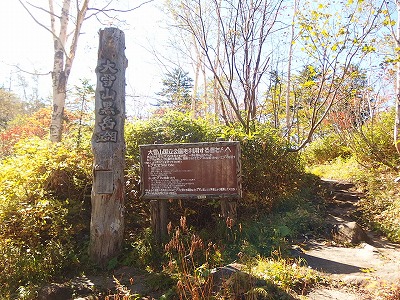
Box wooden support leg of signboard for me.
[150,199,168,243]
[150,200,160,243]
[159,199,168,239]
[221,199,237,226]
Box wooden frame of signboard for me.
[140,141,242,242]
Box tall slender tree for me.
[285,0,299,139]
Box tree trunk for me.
[49,0,70,142]
[285,0,298,140]
[50,81,67,142]
[47,0,89,142]
[90,28,127,265]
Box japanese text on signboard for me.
[140,142,241,199]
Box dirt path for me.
[299,179,400,300]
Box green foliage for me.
[156,68,194,112]
[202,175,326,260]
[307,156,361,180]
[0,110,326,298]
[305,109,400,243]
[124,113,305,233]
[356,169,400,243]
[224,201,324,259]
[0,88,26,130]
[125,111,217,177]
[302,133,351,165]
[251,255,325,296]
[0,137,92,296]
[124,111,219,231]
[349,110,399,169]
[161,213,325,299]
[219,124,303,207]
[304,109,400,173]
[122,228,165,270]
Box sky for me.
[0,0,170,118]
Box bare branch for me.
[6,63,52,76]
[87,0,154,14]
[18,0,55,38]
[26,0,60,18]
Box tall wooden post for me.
[90,28,128,265]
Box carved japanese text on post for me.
[95,59,119,143]
[140,142,242,199]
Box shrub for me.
[218,124,304,213]
[303,110,400,243]
[0,137,92,296]
[356,169,400,243]
[307,156,362,180]
[350,109,399,170]
[0,107,94,157]
[124,112,219,233]
[124,113,305,229]
[0,108,50,156]
[302,133,351,165]
[251,255,325,296]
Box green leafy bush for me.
[122,112,313,277]
[350,110,399,169]
[124,113,305,229]
[124,112,219,233]
[356,169,400,243]
[0,137,92,297]
[251,255,325,296]
[218,124,304,213]
[222,202,324,259]
[302,133,351,165]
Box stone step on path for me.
[318,178,371,245]
[319,179,369,244]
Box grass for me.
[250,255,326,297]
[306,156,362,181]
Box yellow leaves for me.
[360,267,376,273]
[383,19,396,27]
[361,44,376,53]
[307,65,316,75]
[338,27,347,36]
[301,81,316,88]
[348,0,364,4]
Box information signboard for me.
[140,141,241,199]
